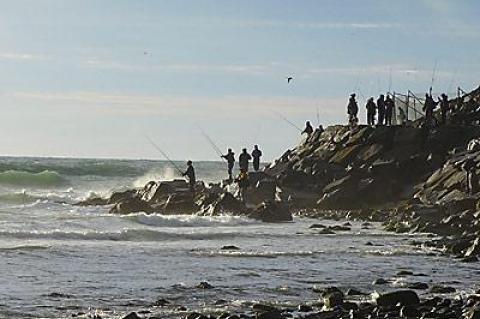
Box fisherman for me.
[251,145,262,172]
[239,148,252,173]
[302,121,314,137]
[182,160,196,192]
[423,93,438,128]
[235,171,250,202]
[439,93,449,125]
[398,107,407,126]
[366,97,376,126]
[385,95,395,126]
[462,157,478,195]
[377,94,385,125]
[221,148,235,181]
[347,93,359,126]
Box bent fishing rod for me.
[272,111,302,132]
[197,126,226,162]
[145,135,184,175]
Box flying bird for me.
[287,77,293,83]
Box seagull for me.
[287,77,293,83]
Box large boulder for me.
[249,201,292,222]
[374,290,420,308]
[109,197,153,215]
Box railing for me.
[391,91,425,123]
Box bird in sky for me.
[287,77,293,83]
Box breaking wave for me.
[0,228,245,242]
[126,213,257,228]
[0,170,68,188]
[192,250,318,258]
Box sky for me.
[1,0,480,161]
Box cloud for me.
[0,52,47,61]
[6,91,345,118]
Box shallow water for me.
[0,157,478,318]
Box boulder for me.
[249,201,292,222]
[109,197,153,214]
[374,290,420,307]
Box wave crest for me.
[0,170,68,188]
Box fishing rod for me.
[430,60,438,95]
[316,107,320,127]
[272,111,302,132]
[145,136,184,175]
[197,127,226,162]
[388,67,393,93]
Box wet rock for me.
[407,282,429,290]
[252,304,278,313]
[323,291,343,309]
[215,299,228,305]
[249,201,292,223]
[465,307,480,319]
[461,255,479,263]
[328,225,351,231]
[317,228,335,235]
[108,189,138,204]
[429,285,456,294]
[109,197,153,214]
[256,310,283,319]
[221,245,240,250]
[346,288,367,296]
[297,304,313,312]
[153,298,170,306]
[309,224,327,229]
[400,305,421,318]
[397,270,414,276]
[210,193,246,215]
[197,281,214,289]
[374,290,420,307]
[372,278,389,285]
[122,312,141,319]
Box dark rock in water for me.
[249,201,292,222]
[252,304,278,313]
[328,225,351,231]
[297,304,313,312]
[153,298,170,306]
[221,245,240,250]
[407,282,429,290]
[365,241,374,246]
[346,288,367,296]
[461,255,479,263]
[109,197,153,215]
[317,228,335,235]
[176,306,188,311]
[323,291,343,309]
[215,299,228,306]
[396,270,414,276]
[374,290,420,307]
[372,278,389,285]
[122,312,141,319]
[163,193,198,215]
[400,305,421,318]
[74,196,108,206]
[429,285,456,294]
[210,193,247,215]
[309,224,327,229]
[197,281,214,289]
[108,189,138,205]
[256,310,283,319]
[303,311,337,319]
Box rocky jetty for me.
[76,172,292,223]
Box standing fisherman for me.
[239,148,252,173]
[347,93,359,126]
[221,148,235,181]
[377,94,385,125]
[182,160,196,193]
[251,145,262,172]
[385,95,395,126]
[423,93,438,128]
[302,121,314,137]
[366,97,376,126]
[439,93,449,125]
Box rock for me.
[197,281,214,289]
[221,245,240,250]
[297,305,313,312]
[317,228,335,235]
[215,299,228,305]
[211,193,246,215]
[372,278,389,285]
[256,310,283,319]
[122,313,141,319]
[328,225,351,231]
[374,290,420,307]
[466,307,480,319]
[429,285,456,294]
[108,189,138,204]
[252,304,278,313]
[153,298,170,306]
[109,197,153,214]
[249,201,292,222]
[465,237,480,257]
[346,288,367,296]
[309,224,327,229]
[400,305,421,318]
[462,256,479,263]
[407,282,429,290]
[323,291,343,309]
[397,270,414,276]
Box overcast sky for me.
[0,0,479,161]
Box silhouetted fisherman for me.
[439,93,449,125]
[239,148,252,173]
[302,121,314,137]
[377,94,385,125]
[366,97,376,126]
[221,148,235,181]
[385,95,395,126]
[423,93,438,128]
[182,160,196,192]
[251,145,262,172]
[347,93,359,126]
[462,157,478,195]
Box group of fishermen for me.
[347,93,396,127]
[182,145,263,196]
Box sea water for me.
[0,157,478,318]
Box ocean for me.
[0,156,478,318]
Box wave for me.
[0,244,50,252]
[0,228,245,242]
[126,213,257,228]
[192,250,318,258]
[0,170,68,188]
[0,191,42,204]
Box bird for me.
[287,77,293,83]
